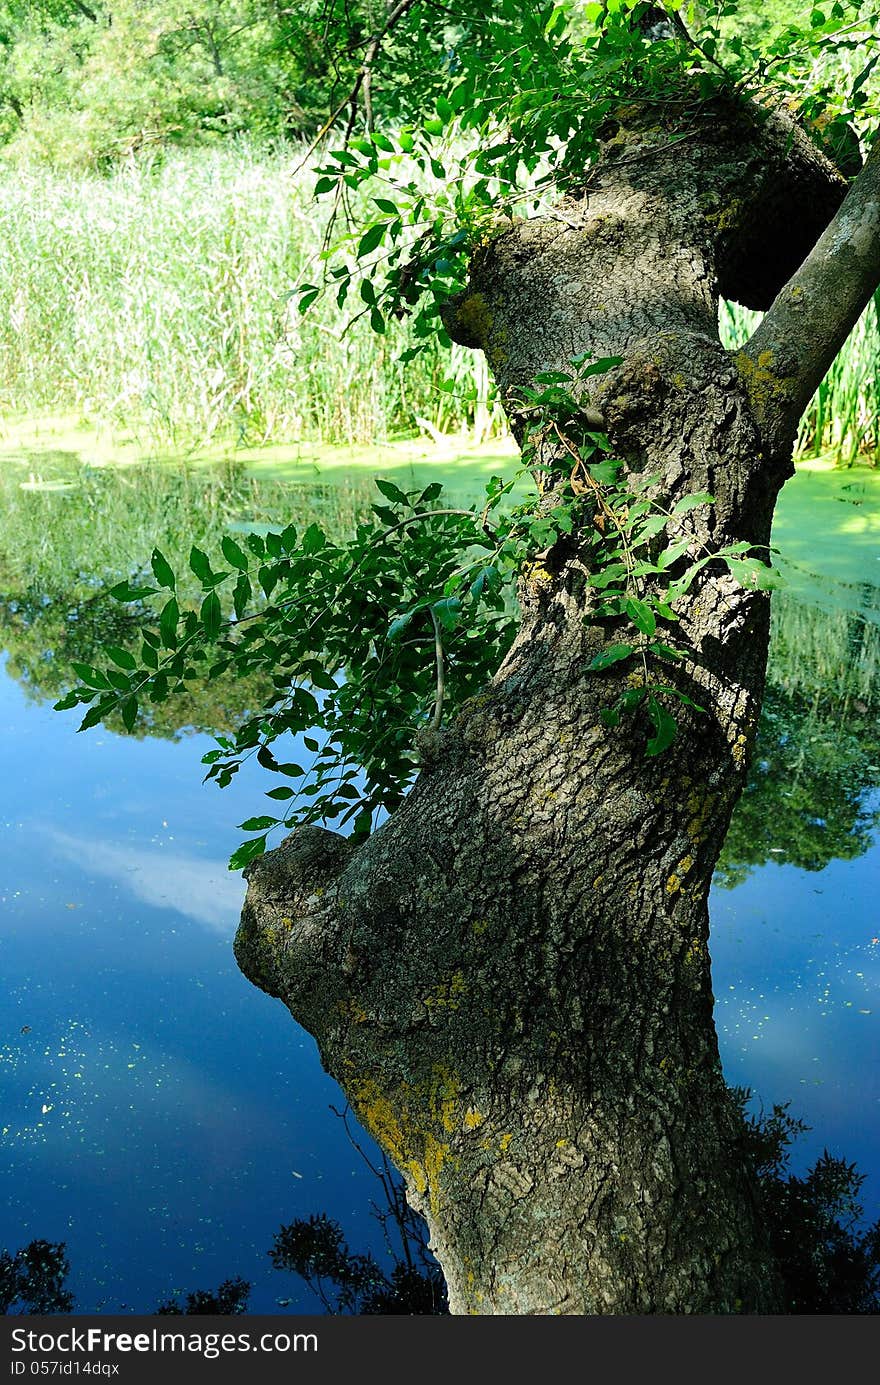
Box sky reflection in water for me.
[0,455,877,1312]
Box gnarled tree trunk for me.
[234,98,880,1314]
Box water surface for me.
[1,450,877,1312]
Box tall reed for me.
[0,139,875,463]
[720,296,880,466]
[0,140,505,451]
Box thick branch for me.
[738,141,880,451]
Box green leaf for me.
[109,581,157,602]
[302,524,326,555]
[233,574,251,620]
[228,835,268,872]
[120,695,138,732]
[237,816,278,832]
[645,696,677,757]
[672,493,715,515]
[624,597,656,637]
[656,540,691,570]
[201,590,221,639]
[388,611,414,641]
[151,549,175,590]
[221,536,249,572]
[432,596,461,630]
[259,566,279,599]
[358,224,386,257]
[374,478,410,507]
[533,369,572,384]
[190,547,213,585]
[78,700,112,732]
[578,356,623,378]
[647,642,682,662]
[160,597,180,649]
[308,667,338,692]
[588,643,635,671]
[599,706,620,727]
[588,459,622,485]
[266,786,296,800]
[71,662,111,690]
[419,481,444,504]
[106,645,137,671]
[726,557,780,589]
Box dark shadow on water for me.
[4,1094,878,1314]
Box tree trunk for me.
[234,98,878,1313]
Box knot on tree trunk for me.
[234,826,355,1002]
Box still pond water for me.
[1,446,878,1313]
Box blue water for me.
[0,459,877,1313]
[0,668,391,1311]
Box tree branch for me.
[69,0,99,21]
[737,141,880,452]
[347,0,418,136]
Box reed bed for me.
[720,295,880,466]
[0,139,875,462]
[0,140,504,450]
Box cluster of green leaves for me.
[512,356,777,756]
[0,0,352,166]
[55,352,777,863]
[54,477,522,867]
[298,1,879,355]
[717,0,880,175]
[299,2,718,349]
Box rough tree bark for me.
[234,96,880,1314]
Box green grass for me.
[0,140,876,466]
[0,142,505,452]
[721,296,880,466]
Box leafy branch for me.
[56,354,777,866]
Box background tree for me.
[0,0,343,164]
[60,0,880,1313]
[0,1240,74,1314]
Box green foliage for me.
[0,0,346,166]
[38,2,880,865]
[512,358,774,750]
[300,1,879,353]
[56,357,778,866]
[0,144,505,449]
[55,475,519,861]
